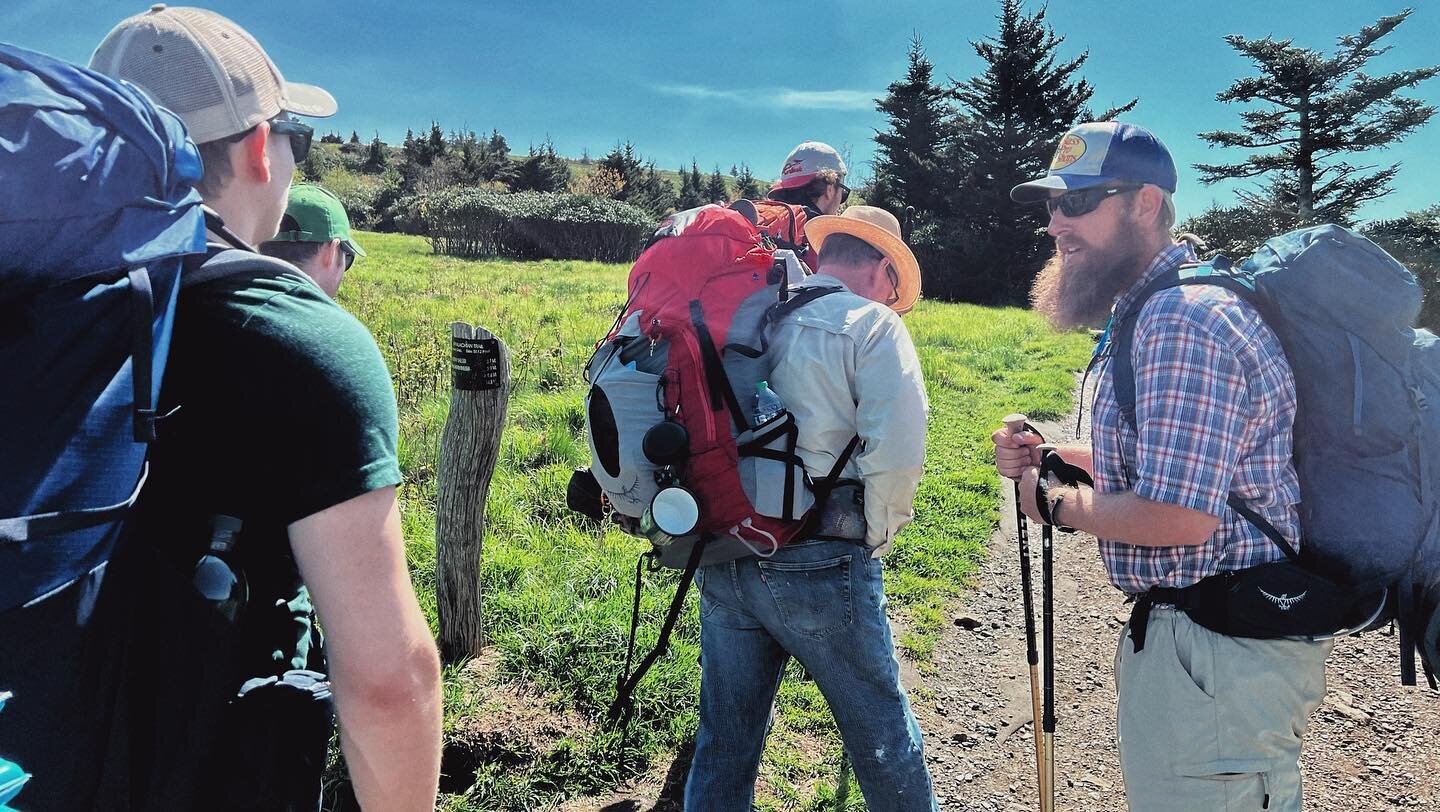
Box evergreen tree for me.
[729,164,739,177]
[597,143,675,216]
[364,133,388,171]
[403,127,432,167]
[349,130,361,145]
[940,0,1135,303]
[1196,10,1439,226]
[706,166,730,202]
[735,163,761,200]
[870,34,951,217]
[676,160,707,209]
[427,122,447,160]
[511,138,572,193]
[319,131,343,144]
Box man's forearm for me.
[334,651,443,811]
[1051,485,1219,548]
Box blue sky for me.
[10,1,1440,222]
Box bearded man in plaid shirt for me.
[992,122,1332,811]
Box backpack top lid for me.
[0,42,206,284]
[1240,224,1422,359]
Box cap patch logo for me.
[1051,134,1086,170]
[781,157,805,176]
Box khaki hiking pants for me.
[1115,606,1332,811]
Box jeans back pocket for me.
[758,554,853,639]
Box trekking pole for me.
[1002,414,1047,812]
[1038,443,1058,812]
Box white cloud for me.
[654,83,877,111]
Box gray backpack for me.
[1112,225,1440,685]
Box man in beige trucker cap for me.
[91,3,334,244]
[89,7,442,810]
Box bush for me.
[401,189,654,263]
[319,166,396,230]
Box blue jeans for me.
[684,539,938,811]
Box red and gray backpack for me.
[568,202,861,729]
[748,197,812,266]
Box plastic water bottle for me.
[754,380,785,425]
[0,691,31,808]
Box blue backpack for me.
[0,43,206,806]
[1112,225,1440,685]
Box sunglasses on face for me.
[1045,183,1142,218]
[838,183,851,205]
[269,114,314,163]
[341,246,356,272]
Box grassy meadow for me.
[333,231,1092,810]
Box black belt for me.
[1127,585,1195,653]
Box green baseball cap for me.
[270,184,366,257]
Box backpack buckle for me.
[1410,385,1429,410]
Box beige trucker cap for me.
[90,4,337,144]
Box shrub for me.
[402,189,653,263]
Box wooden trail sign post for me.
[436,322,510,663]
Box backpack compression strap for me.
[1108,262,1299,562]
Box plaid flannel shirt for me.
[1091,242,1302,595]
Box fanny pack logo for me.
[1259,588,1308,611]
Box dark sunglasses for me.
[838,183,851,205]
[341,246,357,272]
[1045,183,1141,218]
[269,114,314,163]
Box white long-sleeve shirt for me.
[767,274,929,555]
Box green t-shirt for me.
[139,253,400,677]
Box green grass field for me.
[334,231,1092,809]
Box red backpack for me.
[573,203,859,728]
[747,197,812,267]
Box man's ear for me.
[323,238,343,268]
[236,121,273,184]
[1131,184,1165,225]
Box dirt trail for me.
[914,412,1440,811]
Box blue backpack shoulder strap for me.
[1108,259,1300,561]
[1110,258,1256,427]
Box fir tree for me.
[511,138,572,193]
[349,130,361,145]
[427,122,447,160]
[735,163,761,200]
[706,166,730,202]
[597,143,675,216]
[941,0,1134,303]
[364,133,388,171]
[676,161,707,209]
[870,34,951,216]
[1197,10,1439,226]
[319,131,343,144]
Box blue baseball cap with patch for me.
[1010,122,1176,203]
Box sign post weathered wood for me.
[436,322,510,663]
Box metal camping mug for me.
[640,486,700,545]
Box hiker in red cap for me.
[767,140,851,219]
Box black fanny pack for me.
[1130,558,1386,651]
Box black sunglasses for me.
[341,246,357,272]
[269,114,314,163]
[838,183,851,205]
[1045,183,1142,218]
